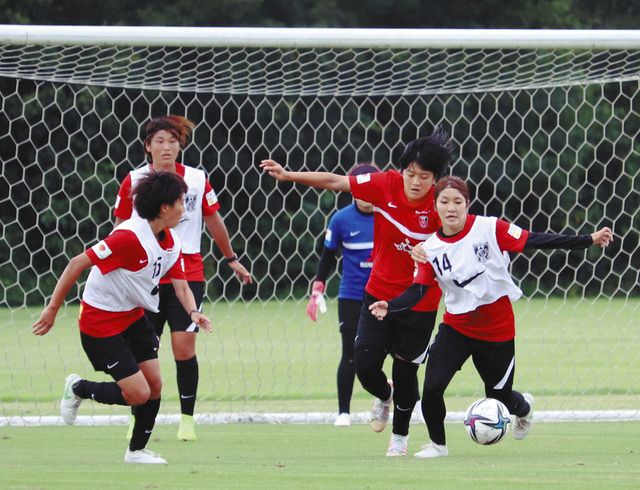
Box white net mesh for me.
[1,28,638,424]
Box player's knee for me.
[354,345,384,375]
[123,384,151,406]
[147,377,163,399]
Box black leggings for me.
[422,323,529,445]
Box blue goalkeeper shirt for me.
[324,203,374,301]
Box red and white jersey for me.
[114,163,220,282]
[80,216,185,337]
[349,170,442,311]
[413,215,529,341]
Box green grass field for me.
[1,297,638,417]
[1,422,639,488]
[1,298,639,488]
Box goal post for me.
[1,26,638,425]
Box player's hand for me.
[260,159,290,181]
[410,243,428,264]
[368,301,389,321]
[592,227,613,248]
[192,312,212,333]
[229,260,253,285]
[306,281,327,321]
[32,305,57,336]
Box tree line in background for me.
[1,72,638,306]
[1,0,638,29]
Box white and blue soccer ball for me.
[464,397,511,445]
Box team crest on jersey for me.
[418,215,429,229]
[473,242,490,263]
[184,193,197,212]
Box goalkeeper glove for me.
[306,280,327,321]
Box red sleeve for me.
[165,253,187,280]
[413,261,437,286]
[114,174,134,219]
[495,219,530,252]
[85,230,148,274]
[348,171,389,206]
[202,179,221,216]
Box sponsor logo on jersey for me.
[507,223,523,239]
[415,210,430,215]
[356,173,371,184]
[419,215,429,228]
[205,189,218,207]
[473,242,490,262]
[359,261,373,268]
[394,238,413,254]
[349,230,361,237]
[387,202,398,208]
[184,193,197,212]
[92,240,112,259]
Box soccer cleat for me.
[513,392,534,440]
[369,379,393,433]
[125,416,134,440]
[124,448,167,464]
[177,414,197,441]
[334,413,351,427]
[414,442,449,459]
[60,373,82,425]
[386,433,408,457]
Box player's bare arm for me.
[203,213,253,285]
[171,277,212,333]
[260,159,351,192]
[591,227,613,248]
[32,253,93,336]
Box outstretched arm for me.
[260,159,351,193]
[32,253,93,336]
[525,227,613,250]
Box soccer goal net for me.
[1,26,638,425]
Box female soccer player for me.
[261,126,455,456]
[32,171,212,464]
[114,115,252,441]
[369,175,613,458]
[306,162,379,427]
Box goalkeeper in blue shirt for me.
[306,163,379,427]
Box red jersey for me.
[80,228,186,337]
[413,215,529,341]
[113,163,220,282]
[349,170,442,311]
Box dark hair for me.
[398,124,455,178]
[143,115,195,157]
[133,171,188,220]
[434,175,471,203]
[348,162,380,177]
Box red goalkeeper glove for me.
[306,280,327,321]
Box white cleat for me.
[386,433,408,457]
[60,373,82,425]
[513,392,534,440]
[414,442,449,459]
[369,379,393,433]
[124,448,167,465]
[334,413,351,427]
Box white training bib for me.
[421,216,522,314]
[83,216,182,313]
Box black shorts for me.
[80,317,160,382]
[145,281,205,336]
[355,292,437,364]
[427,323,516,391]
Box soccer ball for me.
[464,397,511,445]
